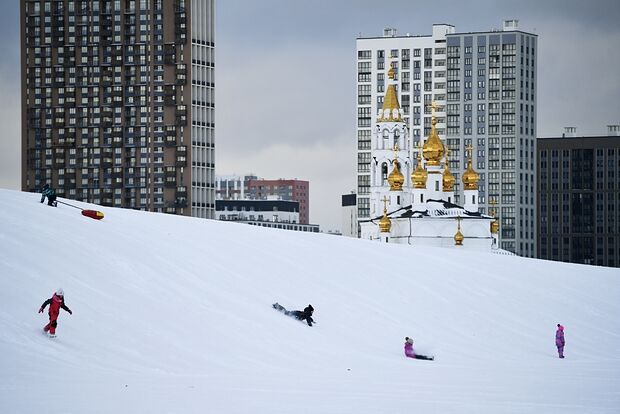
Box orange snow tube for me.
[81,210,105,220]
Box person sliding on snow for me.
[40,183,57,207]
[404,337,433,360]
[39,288,72,337]
[555,324,565,358]
[273,303,315,326]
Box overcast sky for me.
[1,1,619,230]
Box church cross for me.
[381,196,389,212]
[426,101,443,116]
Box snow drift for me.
[0,189,619,413]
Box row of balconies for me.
[190,59,215,68]
[191,80,216,88]
[52,137,76,148]
[191,100,215,108]
[191,162,215,169]
[191,39,215,48]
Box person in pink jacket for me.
[39,288,72,338]
[404,337,434,361]
[555,324,565,358]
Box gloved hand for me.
[68,310,73,315]
[38,308,43,313]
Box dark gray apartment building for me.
[538,126,620,267]
[20,0,215,218]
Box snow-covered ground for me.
[0,188,619,413]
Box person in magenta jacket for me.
[404,337,434,361]
[39,288,72,337]
[555,324,565,358]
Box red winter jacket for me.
[40,294,71,320]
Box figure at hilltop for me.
[404,337,434,361]
[273,303,315,326]
[40,183,57,207]
[555,324,565,358]
[39,288,72,338]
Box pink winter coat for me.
[404,342,415,358]
[555,325,565,347]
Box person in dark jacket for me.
[39,288,72,337]
[291,305,315,326]
[273,303,315,326]
[40,184,57,206]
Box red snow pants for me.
[44,310,60,334]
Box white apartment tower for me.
[356,21,537,256]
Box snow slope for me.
[0,188,619,413]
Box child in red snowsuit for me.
[39,288,72,337]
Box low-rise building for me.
[215,199,319,233]
[341,193,357,237]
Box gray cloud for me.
[0,86,21,191]
[536,26,620,136]
[0,0,21,191]
[215,45,354,154]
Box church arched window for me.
[382,129,389,149]
[393,129,400,147]
[381,163,388,185]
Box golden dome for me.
[387,159,404,191]
[442,148,455,192]
[377,64,401,122]
[411,142,428,189]
[377,84,402,122]
[462,147,480,190]
[422,116,445,166]
[378,206,391,233]
[454,218,464,246]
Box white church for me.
[359,66,499,250]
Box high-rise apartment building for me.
[21,0,215,218]
[356,20,537,256]
[537,126,620,267]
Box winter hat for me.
[56,288,64,297]
[557,324,564,330]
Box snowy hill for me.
[0,189,619,414]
